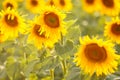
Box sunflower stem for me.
[50,69,54,80]
[60,57,68,79]
[60,32,64,45]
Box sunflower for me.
[38,6,66,42]
[98,0,120,16]
[2,0,18,10]
[27,17,57,49]
[104,17,120,44]
[25,0,45,14]
[46,0,55,6]
[0,8,26,39]
[74,36,120,76]
[53,0,73,11]
[81,0,99,13]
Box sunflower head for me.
[44,12,60,28]
[84,43,107,63]
[0,8,26,39]
[33,24,46,38]
[27,17,57,49]
[46,0,55,6]
[111,23,120,36]
[2,0,18,10]
[104,17,120,43]
[4,14,18,27]
[53,0,73,11]
[74,36,120,76]
[38,6,66,40]
[98,0,120,16]
[101,0,114,8]
[26,0,45,13]
[81,0,99,13]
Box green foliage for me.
[55,40,74,55]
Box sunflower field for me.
[0,0,120,80]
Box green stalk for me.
[50,69,54,80]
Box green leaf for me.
[66,25,81,42]
[24,60,39,77]
[40,56,59,70]
[66,66,81,80]
[0,68,8,80]
[5,56,20,80]
[55,40,74,55]
[65,19,77,29]
[106,74,120,80]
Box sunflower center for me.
[34,24,46,38]
[4,14,18,27]
[60,0,65,6]
[102,0,114,8]
[86,0,94,4]
[111,23,120,35]
[31,0,38,6]
[84,43,107,62]
[6,3,13,9]
[50,0,54,6]
[44,12,59,28]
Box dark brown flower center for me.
[31,0,38,6]
[6,3,13,9]
[102,0,114,8]
[49,0,54,6]
[111,23,120,35]
[86,0,94,4]
[84,43,107,62]
[33,24,46,38]
[4,14,18,27]
[44,12,59,28]
[60,0,65,6]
